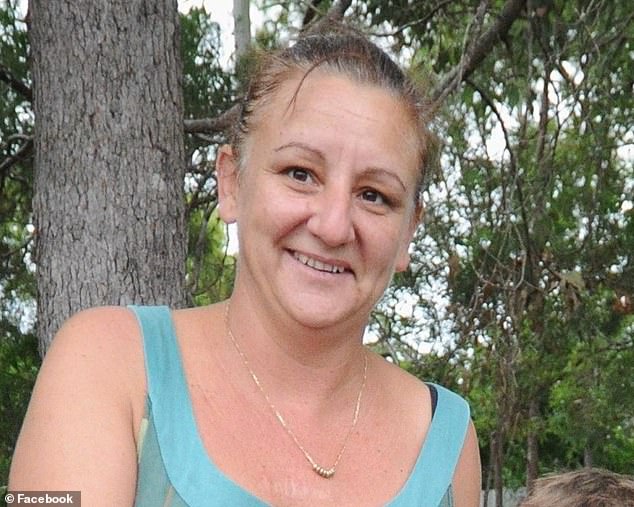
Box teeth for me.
[294,252,345,274]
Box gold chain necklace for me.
[224,303,368,479]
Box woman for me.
[10,32,481,506]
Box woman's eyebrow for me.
[274,141,325,161]
[362,168,407,192]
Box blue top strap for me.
[131,305,266,505]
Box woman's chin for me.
[281,295,365,333]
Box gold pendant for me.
[313,464,335,478]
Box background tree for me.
[180,7,236,305]
[30,0,188,353]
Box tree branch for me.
[431,0,526,105]
[304,0,353,33]
[302,0,327,29]
[183,104,240,135]
[0,138,33,174]
[464,77,517,175]
[371,0,453,39]
[0,63,32,102]
[186,1,356,138]
[325,0,352,21]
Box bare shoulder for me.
[38,306,146,408]
[9,306,145,505]
[368,351,432,407]
[50,305,142,357]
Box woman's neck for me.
[223,289,367,403]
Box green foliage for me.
[0,0,35,489]
[0,327,39,488]
[0,0,33,305]
[180,7,237,304]
[181,8,234,121]
[547,291,634,472]
[187,206,235,305]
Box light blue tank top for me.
[131,306,470,506]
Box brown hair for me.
[231,31,437,204]
[521,468,634,507]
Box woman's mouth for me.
[292,251,348,274]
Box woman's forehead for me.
[254,71,418,135]
[246,73,422,185]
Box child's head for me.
[521,468,634,507]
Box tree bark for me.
[31,0,188,354]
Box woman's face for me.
[218,72,421,331]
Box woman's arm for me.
[452,421,482,507]
[9,307,145,506]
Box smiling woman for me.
[217,71,421,331]
[9,30,481,506]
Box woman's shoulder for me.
[40,305,147,414]
[368,351,470,411]
[47,305,144,375]
[54,305,140,342]
[9,305,147,502]
[367,351,434,449]
[368,350,432,403]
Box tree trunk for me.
[482,440,494,506]
[30,0,187,354]
[584,445,593,468]
[493,426,505,507]
[233,0,251,60]
[526,397,540,494]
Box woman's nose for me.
[306,187,355,247]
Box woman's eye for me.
[361,189,387,205]
[287,167,312,183]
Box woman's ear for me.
[394,203,423,273]
[216,144,239,224]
